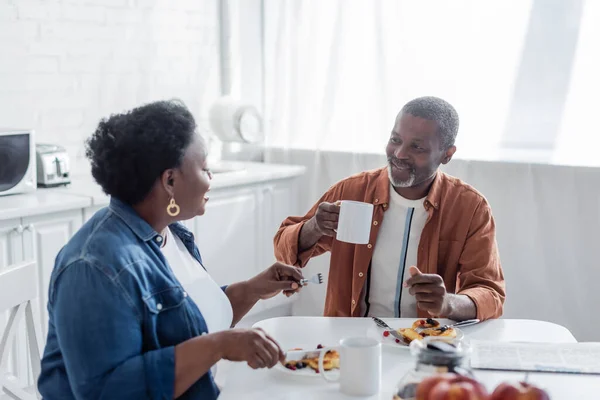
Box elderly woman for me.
[37,100,303,399]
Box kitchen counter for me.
[0,191,91,220]
[0,161,306,219]
[60,160,306,206]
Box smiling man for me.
[274,96,505,321]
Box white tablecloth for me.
[218,317,600,400]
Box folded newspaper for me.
[470,340,600,374]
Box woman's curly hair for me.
[85,99,197,205]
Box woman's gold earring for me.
[166,198,180,217]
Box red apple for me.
[416,374,457,400]
[416,373,488,400]
[430,380,489,400]
[489,381,551,400]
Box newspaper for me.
[470,340,600,374]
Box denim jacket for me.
[38,198,222,400]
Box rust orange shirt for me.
[274,167,505,320]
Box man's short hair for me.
[401,96,459,149]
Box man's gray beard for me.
[388,164,416,188]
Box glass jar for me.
[392,337,472,400]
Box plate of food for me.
[275,345,340,379]
[368,318,465,350]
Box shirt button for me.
[156,303,163,311]
[383,203,388,208]
[367,244,373,249]
[373,221,378,226]
[359,272,364,277]
[352,299,356,305]
[155,236,163,243]
[183,292,188,298]
[374,198,379,203]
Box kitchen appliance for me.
[36,144,71,187]
[0,128,36,196]
[208,0,265,164]
[208,96,265,163]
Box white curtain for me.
[263,0,599,162]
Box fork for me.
[299,273,323,286]
[434,319,480,332]
[371,317,407,344]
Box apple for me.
[416,374,455,399]
[489,381,550,400]
[429,380,489,400]
[416,373,488,400]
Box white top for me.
[160,228,233,333]
[362,186,428,317]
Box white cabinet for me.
[192,188,260,285]
[189,187,264,315]
[0,219,28,384]
[185,179,301,317]
[0,211,82,385]
[0,219,25,269]
[260,180,298,265]
[22,210,83,337]
[258,181,298,310]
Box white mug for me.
[318,336,382,396]
[336,200,374,244]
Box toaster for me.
[36,143,71,187]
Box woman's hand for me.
[247,262,304,300]
[219,328,285,369]
[173,328,284,396]
[225,262,304,326]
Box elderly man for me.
[274,96,505,321]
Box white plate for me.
[274,361,340,379]
[367,324,464,350]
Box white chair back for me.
[0,261,41,400]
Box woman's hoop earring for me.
[166,198,180,217]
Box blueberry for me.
[296,362,306,369]
[317,344,323,349]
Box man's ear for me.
[160,169,176,198]
[442,145,457,165]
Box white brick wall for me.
[0,0,221,172]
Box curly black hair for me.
[85,99,197,205]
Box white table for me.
[218,317,600,399]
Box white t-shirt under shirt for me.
[160,228,233,333]
[361,186,428,318]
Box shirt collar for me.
[425,171,444,210]
[373,167,444,210]
[109,197,159,242]
[169,222,195,242]
[372,167,391,207]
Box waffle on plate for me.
[284,345,340,373]
[394,319,457,344]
